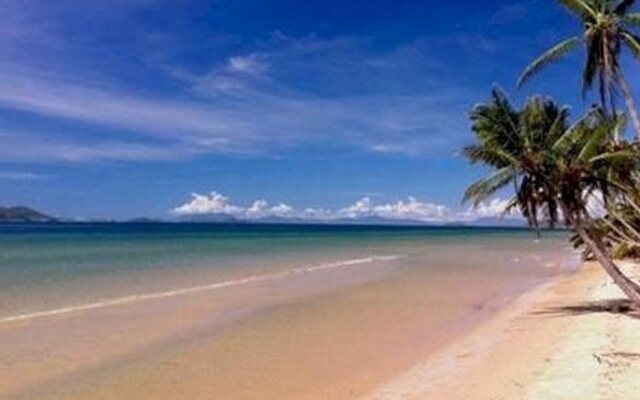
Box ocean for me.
[0,222,577,323]
[1,222,585,399]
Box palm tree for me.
[593,165,640,256]
[517,0,640,140]
[463,88,640,307]
[571,202,640,259]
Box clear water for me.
[0,223,578,320]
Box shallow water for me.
[0,223,577,322]
[0,223,581,399]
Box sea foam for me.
[0,255,403,324]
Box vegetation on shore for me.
[464,0,640,308]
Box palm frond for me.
[517,37,580,88]
[557,0,598,18]
[463,146,520,168]
[621,31,640,58]
[470,88,522,150]
[490,87,520,139]
[577,121,611,161]
[590,149,636,164]
[546,106,571,146]
[551,107,601,152]
[463,167,515,206]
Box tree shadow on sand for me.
[534,299,640,320]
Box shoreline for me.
[1,250,564,400]
[0,255,404,324]
[365,260,640,400]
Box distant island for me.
[172,213,528,227]
[0,206,57,222]
[0,206,528,228]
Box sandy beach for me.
[2,250,638,400]
[1,256,533,400]
[367,261,640,400]
[1,226,578,400]
[4,0,640,399]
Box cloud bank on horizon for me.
[172,191,516,223]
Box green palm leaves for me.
[463,89,632,231]
[517,37,580,89]
[462,1,640,307]
[463,90,640,304]
[518,0,640,138]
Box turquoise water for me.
[0,223,577,321]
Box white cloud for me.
[340,197,374,218]
[172,192,295,219]
[245,199,294,218]
[302,207,335,220]
[463,198,513,220]
[171,190,516,223]
[246,199,269,215]
[336,196,453,222]
[367,197,452,222]
[0,29,476,163]
[0,171,47,180]
[228,54,268,76]
[0,130,190,163]
[269,202,294,216]
[172,192,244,216]
[0,66,468,161]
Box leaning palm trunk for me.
[465,90,640,310]
[562,201,640,308]
[617,72,640,140]
[575,227,640,307]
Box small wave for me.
[296,255,402,273]
[0,254,403,324]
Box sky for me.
[1,0,639,221]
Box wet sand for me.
[1,255,544,400]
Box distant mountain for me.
[176,213,241,223]
[324,216,438,226]
[125,217,166,223]
[168,213,526,227]
[246,214,528,227]
[0,207,527,226]
[456,217,527,228]
[0,206,57,222]
[321,216,526,227]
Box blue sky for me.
[1,0,638,220]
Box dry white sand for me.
[364,261,640,400]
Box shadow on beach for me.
[534,299,640,320]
